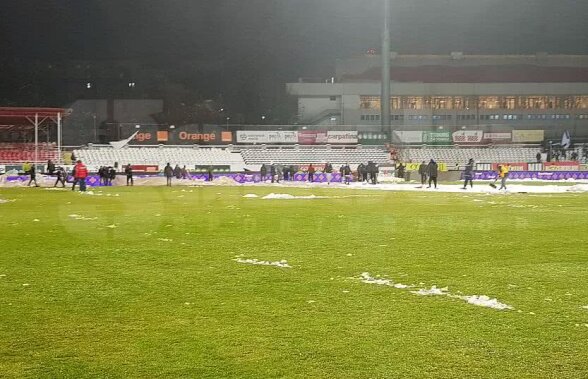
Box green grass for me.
[1,185,587,378]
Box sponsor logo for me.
[135,132,152,142]
[178,131,216,142]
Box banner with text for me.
[326,131,358,144]
[236,130,298,144]
[392,131,424,144]
[297,130,328,145]
[452,130,484,144]
[483,132,512,142]
[422,131,451,145]
[511,130,545,143]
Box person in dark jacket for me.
[308,164,316,182]
[108,166,116,186]
[54,166,67,187]
[427,159,438,189]
[282,165,289,181]
[173,164,181,179]
[207,165,214,181]
[27,164,39,187]
[47,160,55,175]
[324,162,333,185]
[260,164,267,182]
[418,161,427,187]
[164,163,173,186]
[397,163,406,179]
[357,163,365,182]
[270,164,276,183]
[125,164,134,186]
[343,164,352,185]
[462,158,474,189]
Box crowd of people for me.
[257,161,380,185]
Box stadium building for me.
[286,53,588,142]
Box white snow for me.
[262,193,328,200]
[157,238,173,242]
[582,305,588,310]
[242,194,259,198]
[359,272,412,289]
[459,295,514,310]
[359,272,513,311]
[68,214,97,221]
[412,286,449,296]
[105,224,117,228]
[0,199,8,204]
[234,258,291,268]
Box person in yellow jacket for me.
[490,164,510,190]
[498,164,510,190]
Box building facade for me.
[286,53,588,141]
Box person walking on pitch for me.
[462,158,474,189]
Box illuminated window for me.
[360,96,381,110]
[403,97,426,110]
[575,96,588,109]
[432,97,452,110]
[479,97,500,109]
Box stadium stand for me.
[73,146,247,171]
[0,143,60,163]
[398,147,539,166]
[239,146,391,165]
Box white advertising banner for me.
[483,132,512,141]
[452,130,484,144]
[392,131,423,143]
[236,130,298,144]
[512,130,545,143]
[326,131,358,144]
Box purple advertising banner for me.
[472,171,588,180]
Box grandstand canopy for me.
[0,107,69,129]
[0,107,70,164]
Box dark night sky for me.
[1,0,587,114]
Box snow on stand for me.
[360,272,513,311]
[234,257,291,268]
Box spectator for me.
[536,152,542,163]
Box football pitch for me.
[1,185,587,378]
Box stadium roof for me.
[0,107,70,129]
[340,65,588,83]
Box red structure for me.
[0,107,70,163]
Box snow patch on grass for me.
[242,194,259,198]
[359,272,513,311]
[262,193,327,200]
[412,286,449,296]
[68,214,97,221]
[234,257,291,268]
